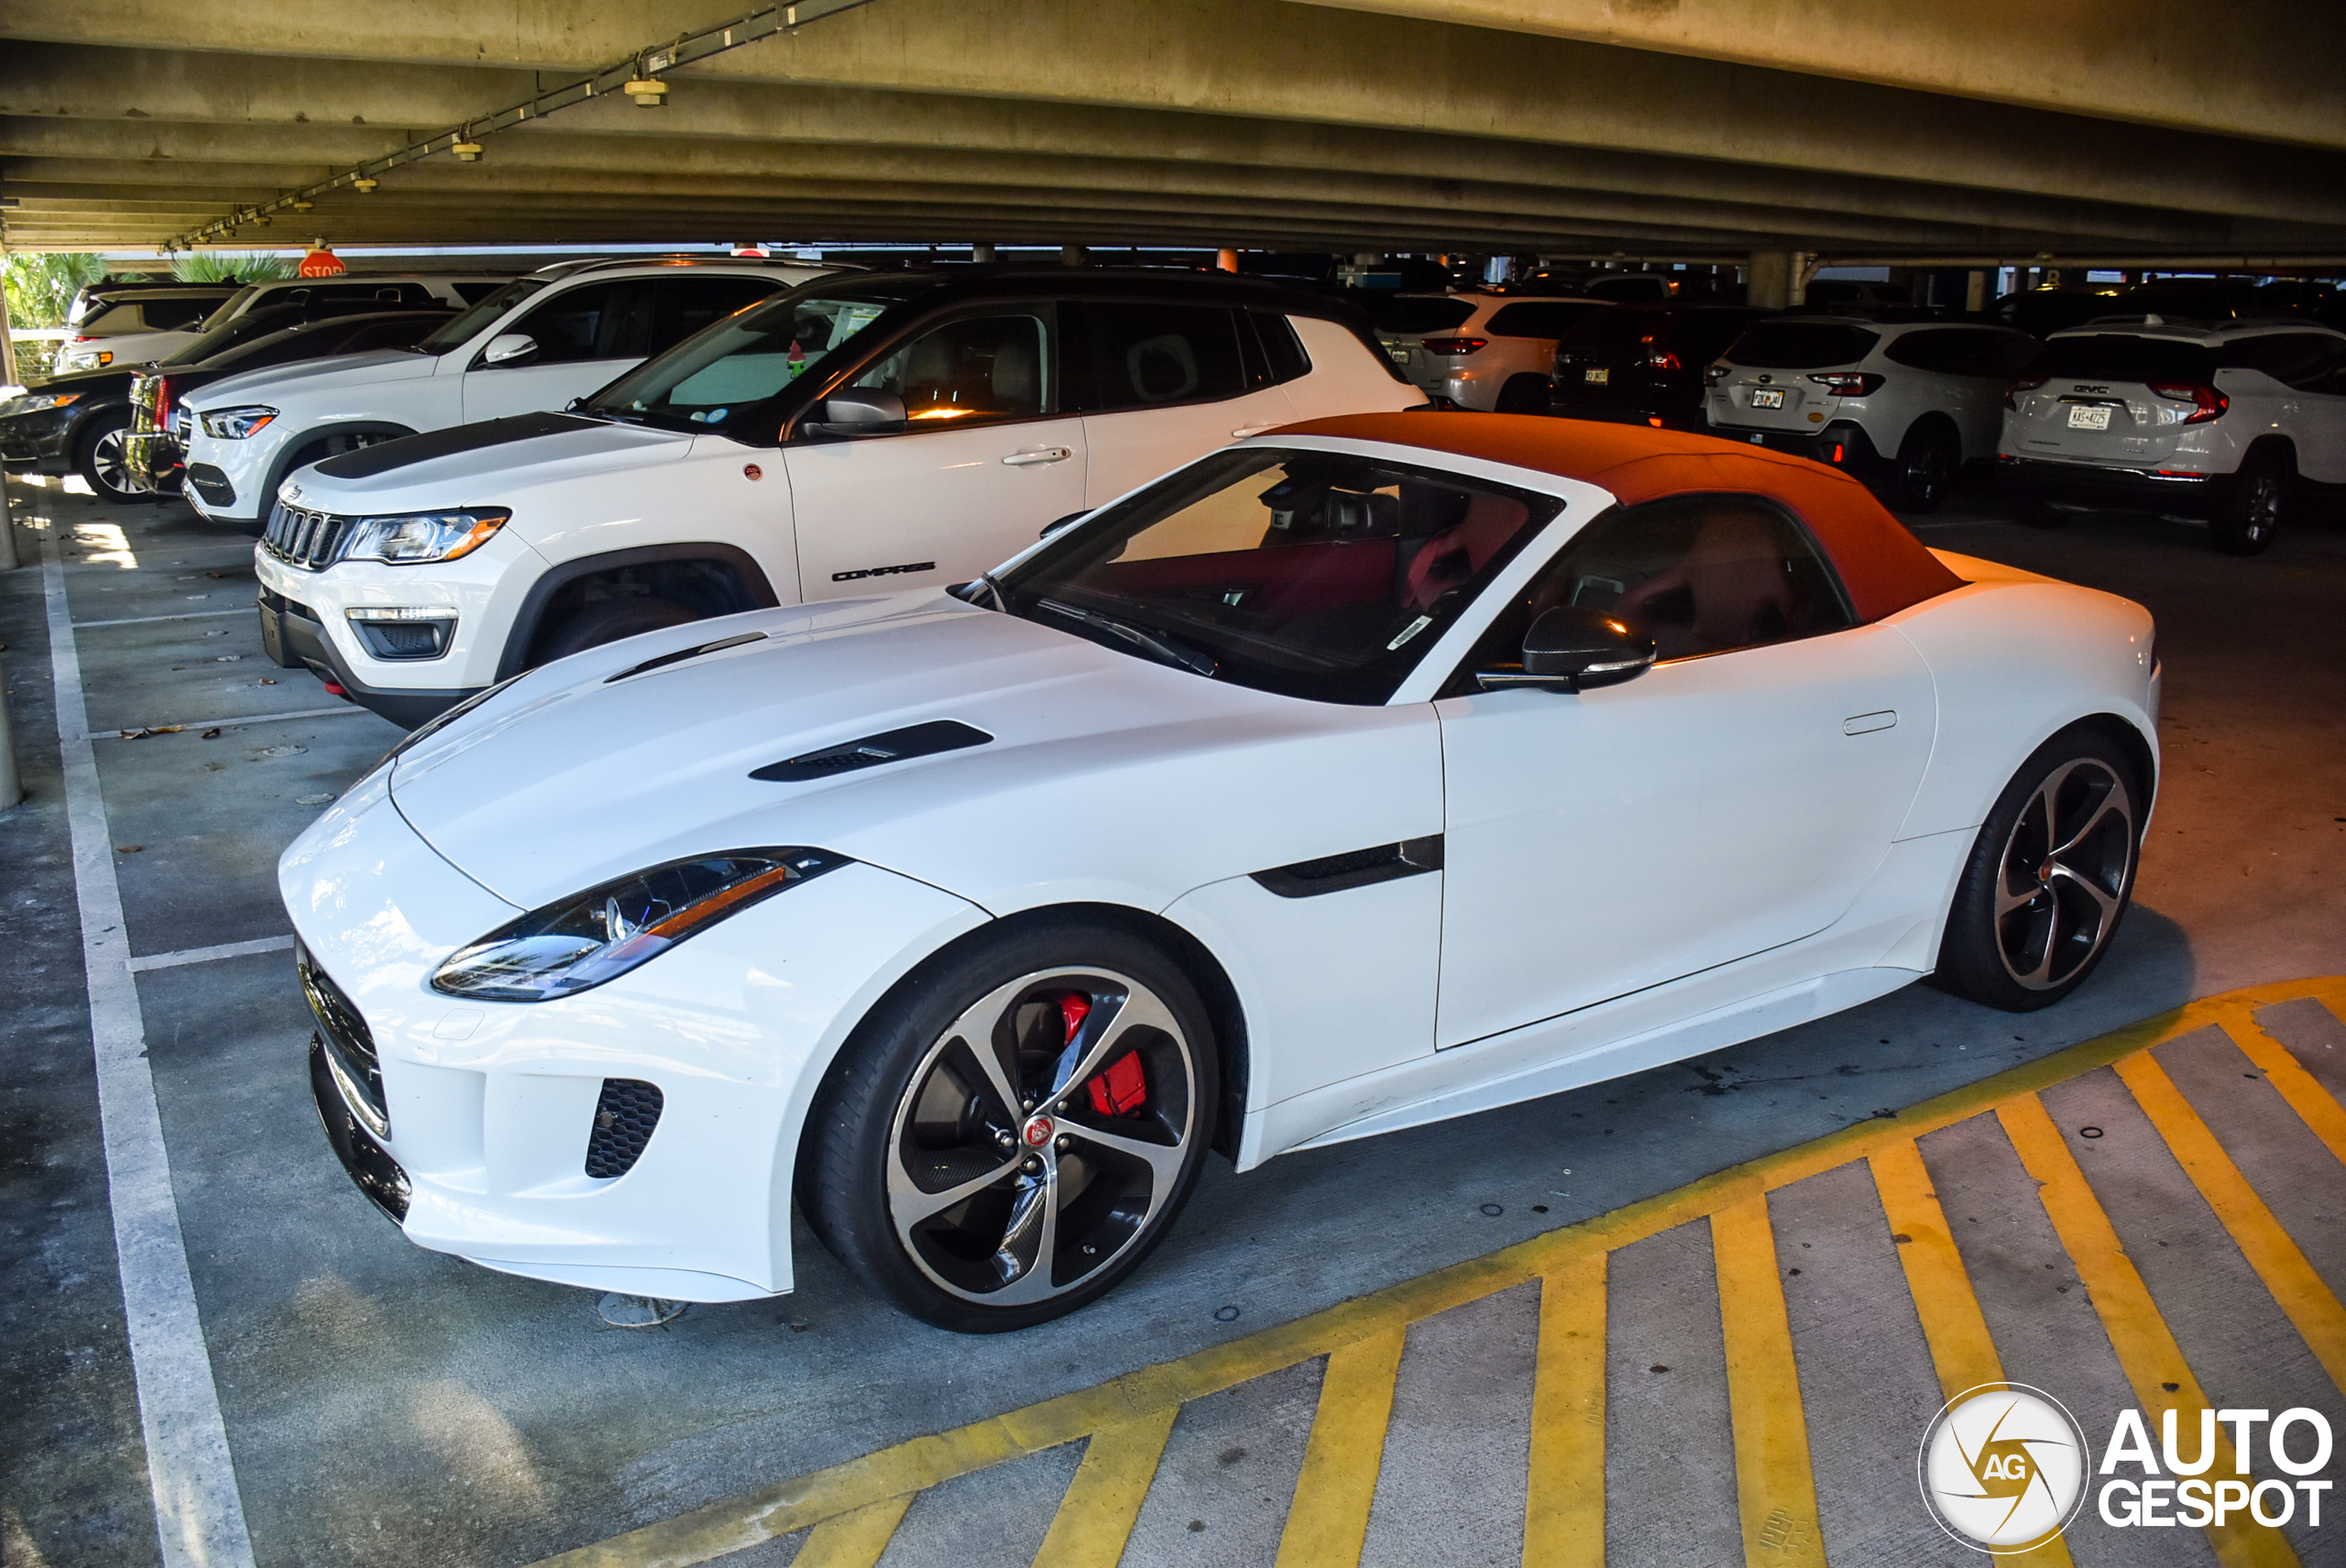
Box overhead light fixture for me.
[292,198,313,212]
[353,176,379,193]
[451,135,484,162]
[624,76,669,106]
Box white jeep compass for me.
[250,268,1418,724]
[180,257,830,529]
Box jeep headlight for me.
[345,509,511,564]
[200,405,277,439]
[432,849,850,1002]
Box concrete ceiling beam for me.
[4,0,2340,225]
[9,122,2233,253]
[1284,0,2346,151]
[2,43,2306,252]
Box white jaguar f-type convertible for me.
[284,412,2158,1330]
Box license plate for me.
[1383,342,1412,366]
[1584,367,1609,385]
[1749,388,1784,409]
[2067,404,2113,430]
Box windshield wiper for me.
[956,572,1009,612]
[1036,598,1218,678]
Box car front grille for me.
[585,1079,664,1179]
[263,500,356,571]
[298,943,388,1136]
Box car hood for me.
[289,413,694,510]
[15,365,136,398]
[389,592,1440,916]
[183,348,433,411]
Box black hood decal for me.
[312,411,598,480]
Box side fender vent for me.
[586,1079,664,1179]
[751,719,992,783]
[1252,835,1443,898]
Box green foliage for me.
[3,251,111,329]
[172,251,296,284]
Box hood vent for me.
[751,719,992,783]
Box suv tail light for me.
[1419,336,1487,356]
[2004,372,2049,410]
[2147,381,2228,423]
[1807,371,1884,397]
[1703,363,1731,387]
[151,376,176,433]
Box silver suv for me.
[1703,316,2039,510]
[1999,317,2346,554]
[1373,291,1611,412]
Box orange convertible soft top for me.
[1275,411,1966,623]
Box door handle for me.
[1231,423,1280,438]
[1002,447,1072,466]
[1843,710,1897,735]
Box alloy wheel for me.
[1991,758,2135,991]
[91,428,133,498]
[884,966,1198,1307]
[2238,470,2282,545]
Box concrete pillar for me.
[0,273,18,390]
[1060,245,1087,267]
[971,242,997,263]
[1965,269,1987,313]
[1216,247,1240,272]
[1747,250,1799,310]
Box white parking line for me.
[84,706,368,741]
[40,531,258,1568]
[127,936,298,973]
[72,608,253,629]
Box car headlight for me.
[432,848,850,1002]
[200,405,277,439]
[344,510,510,565]
[5,390,83,414]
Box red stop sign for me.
[298,250,346,278]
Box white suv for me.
[180,258,829,529]
[1373,292,1611,413]
[1999,317,2346,554]
[1702,316,2040,510]
[56,286,239,371]
[250,268,1416,725]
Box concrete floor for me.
[1,466,2341,1567]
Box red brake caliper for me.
[1062,992,1147,1116]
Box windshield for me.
[1723,322,1881,368]
[415,277,546,356]
[2039,334,2219,383]
[1371,297,1477,334]
[992,447,1556,705]
[197,286,263,334]
[586,280,925,437]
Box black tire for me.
[74,411,142,504]
[1932,728,2143,1013]
[1891,419,1959,512]
[1496,375,1552,415]
[529,597,703,664]
[2209,449,2290,555]
[800,916,1220,1332]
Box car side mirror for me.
[481,333,538,367]
[1475,604,1656,693]
[802,389,906,438]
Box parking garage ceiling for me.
[2,0,2343,262]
